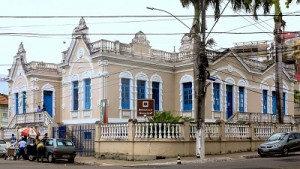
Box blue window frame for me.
[272,91,276,115]
[183,82,192,111]
[121,78,130,109]
[22,92,26,113]
[15,93,19,115]
[213,83,220,111]
[263,90,268,114]
[238,87,245,112]
[283,92,286,115]
[137,80,146,99]
[152,82,159,111]
[73,81,79,111]
[84,79,91,110]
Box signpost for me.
[100,99,108,123]
[137,99,154,117]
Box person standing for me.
[36,140,45,162]
[10,134,16,144]
[18,138,27,160]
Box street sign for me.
[137,99,154,117]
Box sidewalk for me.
[74,152,259,166]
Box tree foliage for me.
[147,111,194,123]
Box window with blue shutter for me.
[152,82,159,111]
[137,80,146,99]
[73,81,79,111]
[263,90,268,114]
[84,79,91,110]
[272,91,276,115]
[238,87,245,112]
[22,91,26,113]
[15,93,19,115]
[183,82,192,111]
[213,83,220,111]
[121,78,130,109]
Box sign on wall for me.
[137,99,154,117]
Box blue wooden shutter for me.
[84,79,91,110]
[272,91,276,115]
[152,82,159,111]
[73,81,79,111]
[137,80,146,99]
[15,93,19,115]
[263,90,268,114]
[183,82,192,111]
[213,83,220,111]
[121,79,130,109]
[239,87,244,112]
[22,92,26,113]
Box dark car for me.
[258,132,300,157]
[41,138,76,163]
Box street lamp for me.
[146,6,207,159]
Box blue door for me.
[43,91,53,117]
[226,85,233,119]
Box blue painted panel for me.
[43,91,53,117]
[226,85,233,119]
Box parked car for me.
[0,139,7,157]
[41,138,76,163]
[258,132,300,157]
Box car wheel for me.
[28,155,35,161]
[48,154,55,163]
[282,147,289,157]
[68,158,75,163]
[259,153,266,157]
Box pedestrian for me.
[18,138,27,160]
[36,105,42,112]
[36,140,45,162]
[42,104,46,111]
[10,134,16,144]
[43,133,48,139]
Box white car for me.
[0,139,6,157]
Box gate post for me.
[94,121,101,158]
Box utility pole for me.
[274,2,284,124]
[195,0,207,159]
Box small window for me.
[64,140,74,146]
[84,132,92,139]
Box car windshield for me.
[268,133,287,141]
[56,139,74,147]
[0,140,5,144]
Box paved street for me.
[1,152,300,169]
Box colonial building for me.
[6,18,296,128]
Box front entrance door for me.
[43,90,53,117]
[226,85,233,119]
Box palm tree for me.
[179,0,300,159]
[247,0,300,124]
[179,0,251,159]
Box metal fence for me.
[53,124,95,156]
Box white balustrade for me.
[134,122,182,139]
[225,124,249,138]
[254,125,274,138]
[205,123,220,139]
[100,123,128,139]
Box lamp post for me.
[147,5,207,159]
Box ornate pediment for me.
[132,31,150,46]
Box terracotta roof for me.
[0,94,8,105]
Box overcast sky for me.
[0,0,299,76]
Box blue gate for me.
[52,124,95,156]
[70,124,95,156]
[52,126,67,139]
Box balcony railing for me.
[227,112,295,124]
[7,111,54,128]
